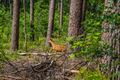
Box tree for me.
[46,0,55,46]
[9,0,13,16]
[81,0,87,21]
[30,0,34,41]
[68,0,84,37]
[58,0,63,35]
[11,0,20,51]
[101,0,120,79]
[102,0,120,53]
[23,0,27,51]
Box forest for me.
[0,0,120,80]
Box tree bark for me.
[23,0,27,51]
[59,0,63,35]
[102,0,120,53]
[9,0,13,16]
[82,0,87,21]
[30,0,34,41]
[11,0,20,51]
[68,0,83,37]
[46,0,55,46]
[101,0,120,79]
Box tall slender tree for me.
[58,0,63,35]
[30,0,34,41]
[46,0,55,46]
[23,0,27,51]
[11,0,20,51]
[81,0,87,21]
[68,0,83,37]
[9,0,13,16]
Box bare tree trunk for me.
[68,0,83,37]
[58,0,63,35]
[46,0,55,46]
[9,0,13,16]
[23,0,27,51]
[30,0,34,41]
[82,0,87,21]
[58,0,60,13]
[11,0,20,51]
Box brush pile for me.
[0,53,87,80]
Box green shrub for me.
[75,67,108,80]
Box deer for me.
[48,38,67,53]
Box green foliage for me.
[0,6,12,44]
[71,27,114,59]
[0,0,69,50]
[34,0,69,38]
[103,12,120,24]
[0,50,19,61]
[75,67,108,80]
[34,0,49,37]
[0,50,20,69]
[102,0,120,25]
[68,0,106,58]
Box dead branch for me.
[0,75,23,80]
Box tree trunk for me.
[102,0,120,53]
[11,0,20,51]
[59,0,63,35]
[23,0,27,51]
[9,0,13,16]
[46,0,55,46]
[82,0,87,21]
[30,0,34,41]
[101,0,120,79]
[68,0,83,37]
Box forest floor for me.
[0,51,87,80]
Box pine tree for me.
[11,0,20,51]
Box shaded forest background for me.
[0,0,70,51]
[0,0,104,51]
